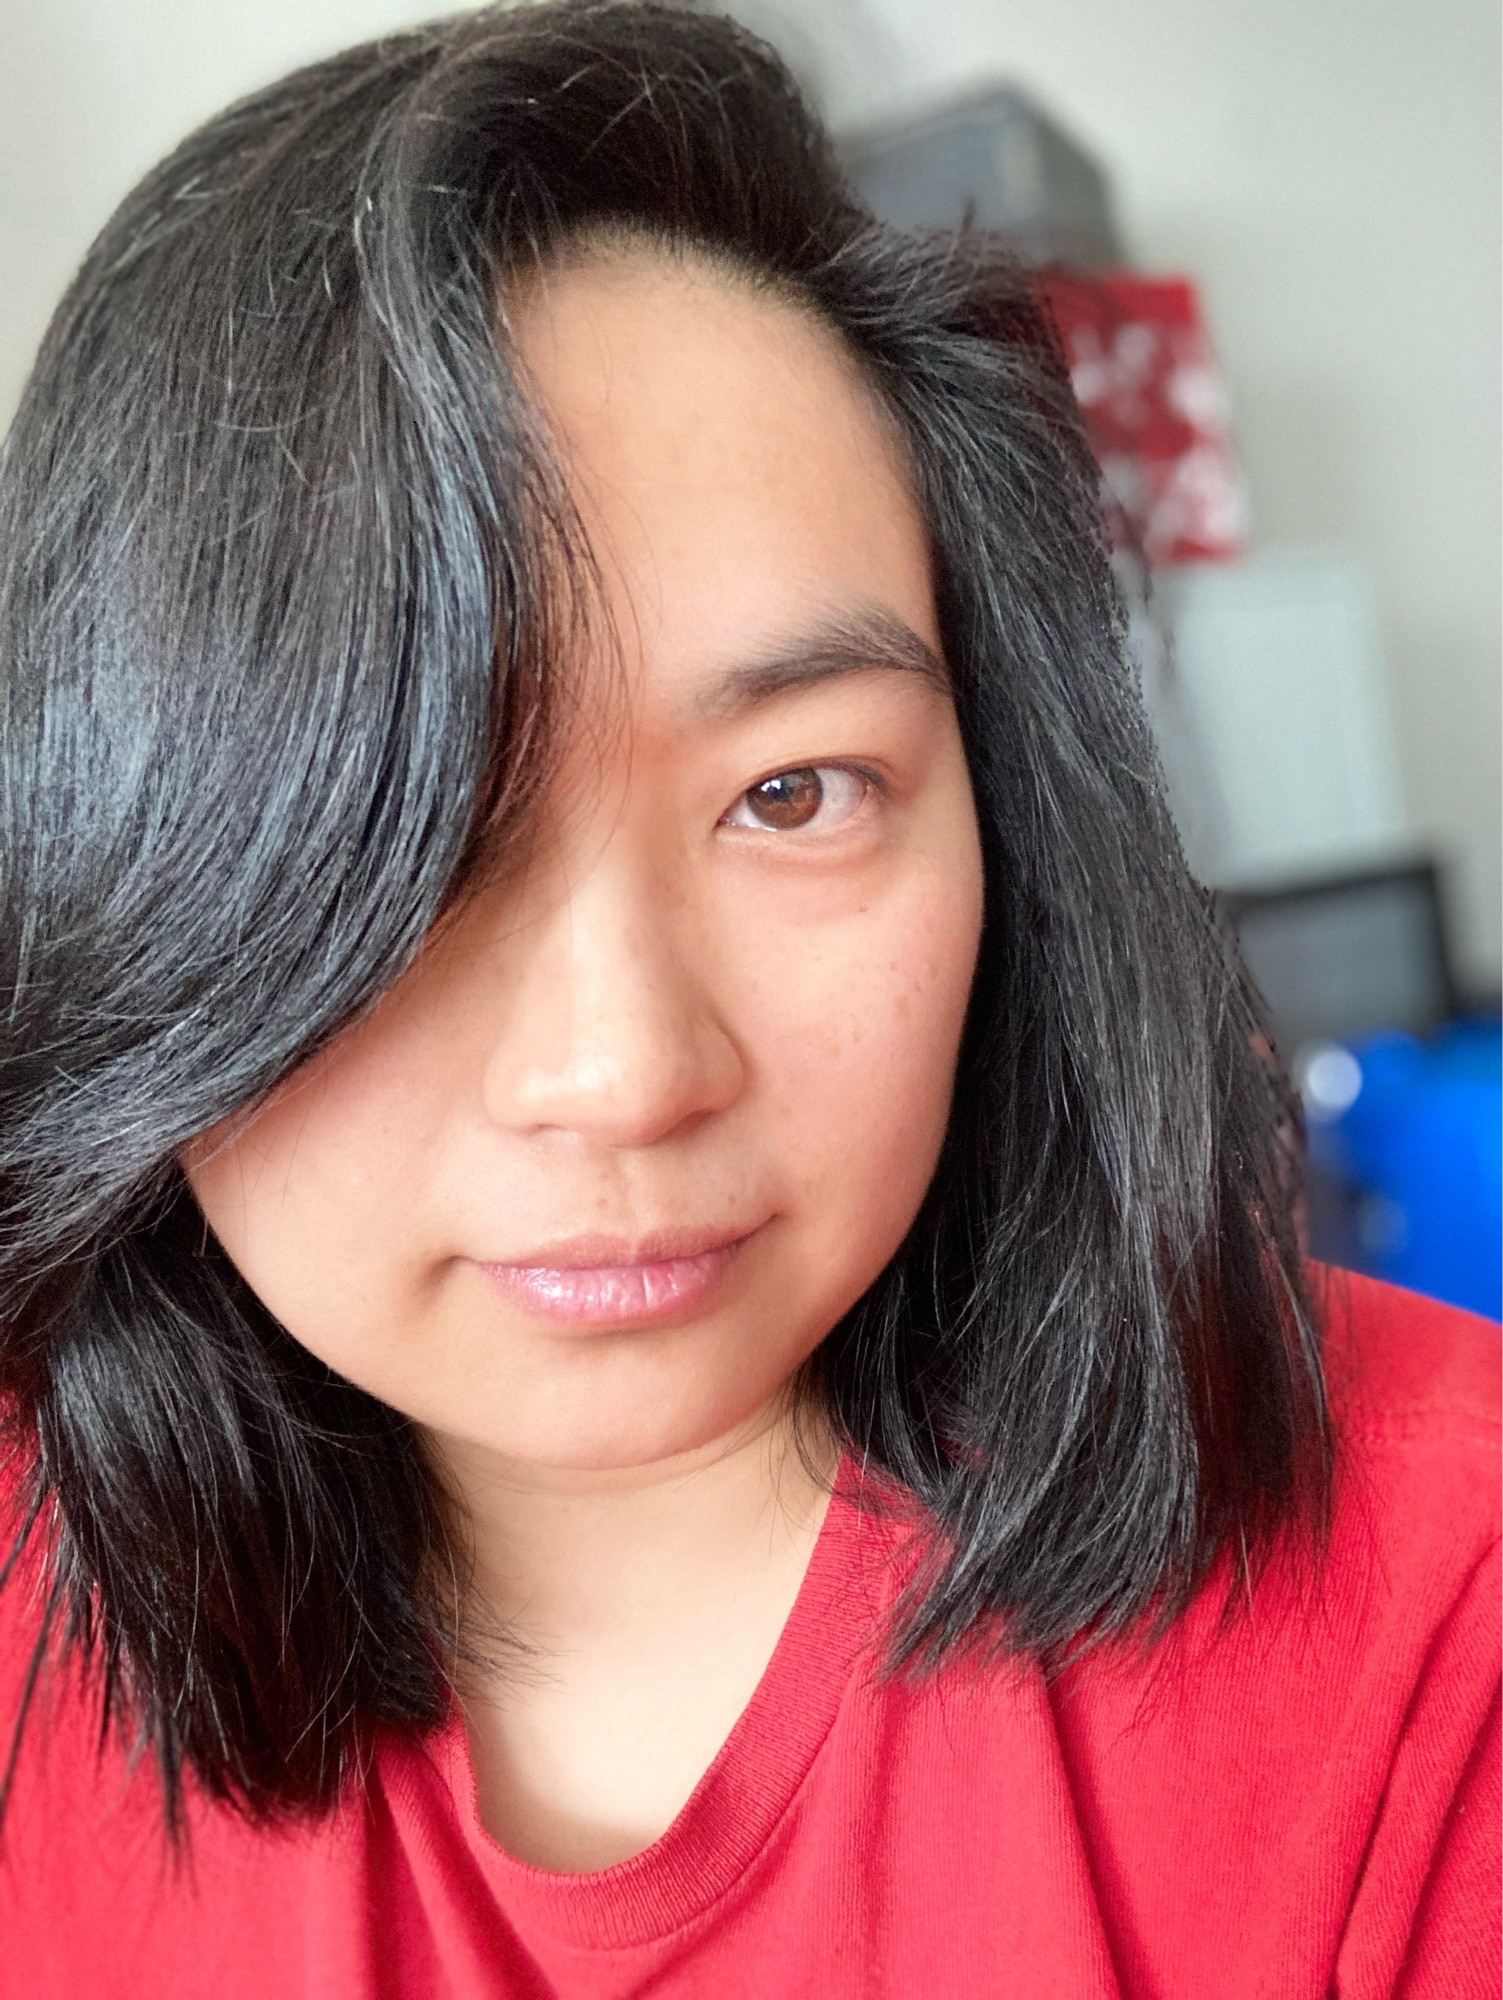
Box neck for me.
[422,1394,843,1867]
[427,1393,839,1654]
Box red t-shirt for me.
[2,1270,1498,1998]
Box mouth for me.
[472,1222,764,1329]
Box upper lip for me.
[474,1221,764,1271]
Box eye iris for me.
[747,767,823,829]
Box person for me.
[0,4,1495,1994]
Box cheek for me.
[181,1024,452,1354]
[735,852,984,1272]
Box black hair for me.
[0,0,1327,1828]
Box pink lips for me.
[474,1226,757,1328]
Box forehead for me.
[502,246,940,712]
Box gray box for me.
[838,84,1121,267]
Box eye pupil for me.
[747,767,823,829]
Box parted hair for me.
[0,0,1326,1829]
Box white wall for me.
[3,0,1498,990]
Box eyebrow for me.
[692,604,950,722]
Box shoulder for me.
[1316,1262,1500,1449]
[1057,1269,1498,1776]
[1313,1265,1499,1601]
[1317,1257,1500,1624]
[1040,1273,1498,1991]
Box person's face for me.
[181,249,985,1473]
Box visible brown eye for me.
[721,764,872,836]
[744,767,824,829]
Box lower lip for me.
[475,1238,750,1328]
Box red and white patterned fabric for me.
[1044,270,1249,567]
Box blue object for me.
[1307,1018,1502,1321]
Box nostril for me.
[481,968,745,1145]
[499,1056,740,1147]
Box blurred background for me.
[2,0,1498,1316]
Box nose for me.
[479,854,746,1149]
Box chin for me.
[432,1369,804,1476]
